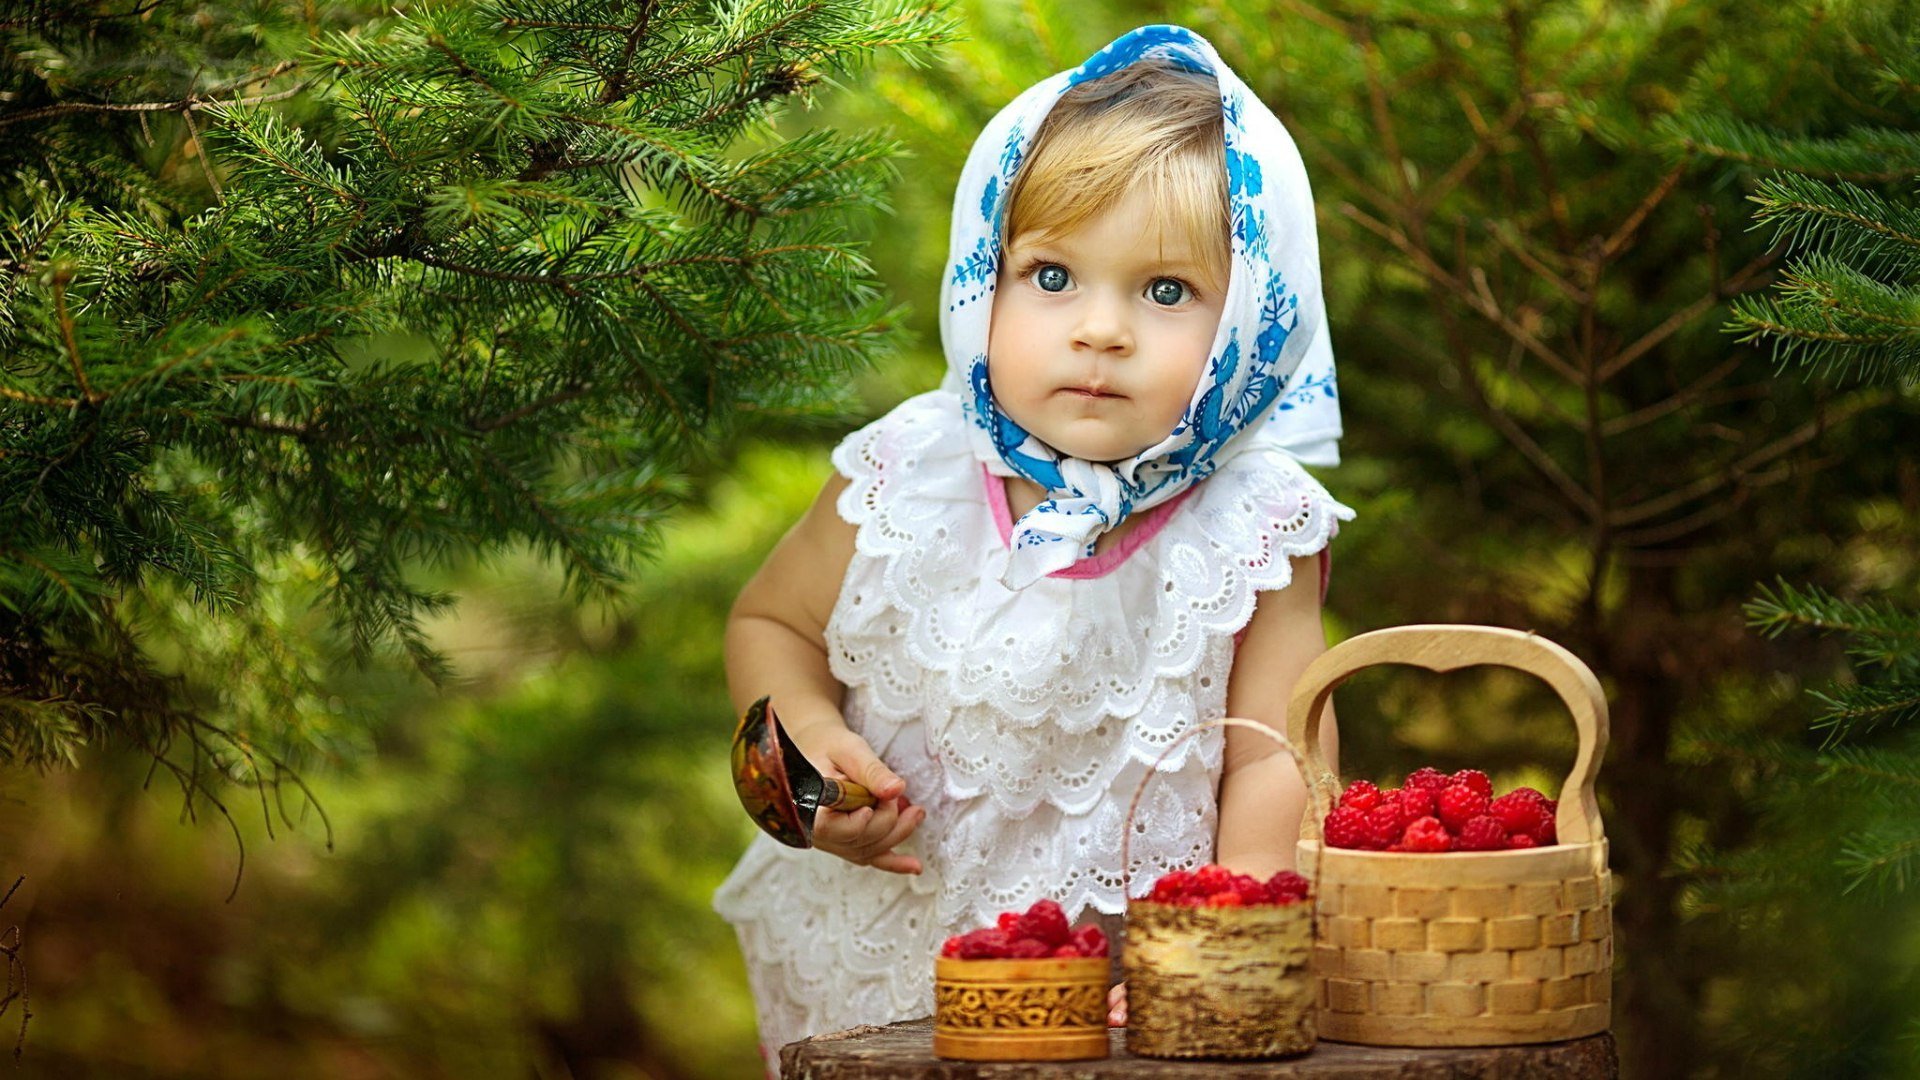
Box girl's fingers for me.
[870,803,924,853]
[866,850,923,875]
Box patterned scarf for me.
[938,24,1343,590]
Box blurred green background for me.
[5,1,1920,1078]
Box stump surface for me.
[780,1018,1618,1079]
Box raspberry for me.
[1510,786,1552,808]
[1149,869,1193,903]
[1405,767,1449,792]
[1070,924,1108,957]
[1338,780,1383,811]
[996,912,1022,934]
[1017,898,1071,947]
[1534,806,1557,846]
[1402,816,1453,852]
[1234,875,1269,906]
[941,935,963,957]
[958,928,1013,959]
[1489,792,1551,838]
[1193,864,1234,896]
[1437,783,1490,832]
[1507,833,1539,850]
[1451,769,1494,799]
[1456,815,1509,852]
[1398,785,1437,826]
[1008,937,1052,958]
[1324,805,1370,849]
[1052,944,1082,958]
[1266,871,1310,903]
[1365,803,1405,849]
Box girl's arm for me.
[1213,550,1340,880]
[726,473,925,874]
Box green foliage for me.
[0,1,952,839]
[1176,0,1920,1074]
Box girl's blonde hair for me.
[1002,60,1230,289]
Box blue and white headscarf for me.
[939,24,1343,590]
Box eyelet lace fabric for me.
[711,391,1355,1071]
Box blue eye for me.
[1149,279,1189,306]
[1035,265,1070,292]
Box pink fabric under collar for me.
[983,465,1195,580]
[981,463,1335,604]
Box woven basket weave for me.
[1287,624,1613,1047]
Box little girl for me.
[711,25,1353,1073]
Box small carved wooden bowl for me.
[932,956,1110,1061]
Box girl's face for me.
[987,184,1228,464]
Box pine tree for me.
[1172,0,1920,1074]
[1671,5,1920,1070]
[0,0,951,876]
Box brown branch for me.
[1597,248,1778,383]
[49,272,101,404]
[1600,353,1752,437]
[598,1,657,104]
[1609,388,1895,528]
[0,62,309,130]
[473,382,591,432]
[0,387,80,409]
[1342,202,1585,384]
[1594,162,1688,265]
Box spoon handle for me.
[818,777,877,813]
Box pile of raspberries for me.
[940,899,1109,960]
[1324,768,1559,852]
[1143,863,1312,906]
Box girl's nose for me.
[1072,290,1134,354]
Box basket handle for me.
[1120,718,1320,901]
[1284,624,1609,847]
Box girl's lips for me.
[1060,386,1124,399]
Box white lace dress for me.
[711,390,1355,1073]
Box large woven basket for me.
[1121,718,1317,1060]
[1287,624,1613,1047]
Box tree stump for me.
[780,1018,1618,1079]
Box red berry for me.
[1266,871,1310,903]
[1510,786,1551,808]
[1507,833,1539,850]
[1402,816,1453,852]
[1148,869,1191,903]
[1405,767,1449,792]
[1193,864,1234,895]
[1398,785,1437,826]
[1365,803,1405,849]
[1070,924,1108,957]
[1437,783,1491,832]
[1534,807,1557,846]
[1008,937,1052,958]
[958,928,1013,959]
[996,912,1022,934]
[1489,792,1551,838]
[1234,877,1269,906]
[1052,944,1082,958]
[1324,805,1370,849]
[941,935,964,957]
[1205,892,1244,907]
[1339,780,1383,811]
[1017,899,1071,947]
[1456,815,1509,852]
[1451,769,1494,799]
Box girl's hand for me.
[1108,981,1127,1026]
[803,725,926,875]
